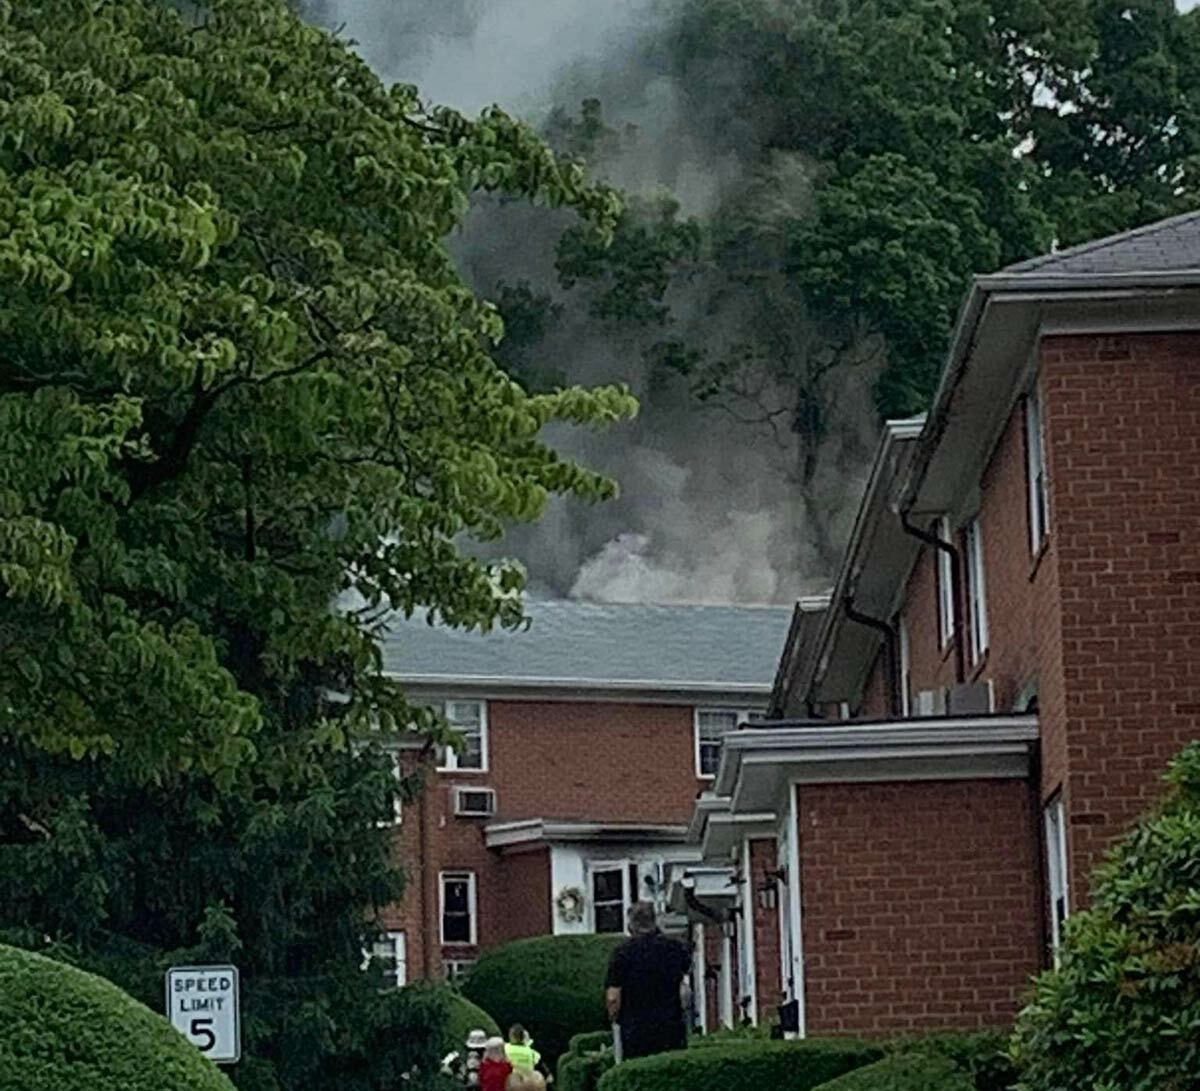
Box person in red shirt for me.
[480,1036,513,1091]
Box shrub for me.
[689,1022,774,1046]
[0,944,235,1091]
[1011,742,1200,1091]
[568,1029,617,1056]
[558,1048,616,1091]
[442,988,501,1050]
[596,1037,881,1091]
[462,934,624,1065]
[890,1032,1016,1091]
[813,1053,973,1091]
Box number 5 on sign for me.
[165,965,241,1064]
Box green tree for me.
[0,1,630,1088]
[1012,743,1200,1091]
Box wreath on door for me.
[555,886,585,923]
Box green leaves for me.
[0,0,632,773]
[1012,744,1200,1091]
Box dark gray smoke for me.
[304,0,876,604]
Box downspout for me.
[898,510,967,685]
[841,593,898,717]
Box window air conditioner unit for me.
[453,787,497,818]
[945,680,994,716]
[914,689,946,717]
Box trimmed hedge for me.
[890,1032,1016,1091]
[596,1038,881,1091]
[0,944,235,1091]
[567,1030,617,1057]
[689,1023,774,1046]
[442,988,501,1050]
[558,1048,615,1091]
[813,1053,974,1091]
[463,934,624,1065]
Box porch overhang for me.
[715,714,1039,814]
[688,794,777,862]
[484,818,693,853]
[666,864,739,922]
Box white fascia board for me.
[391,675,772,706]
[484,818,691,850]
[720,716,1039,812]
[700,811,778,862]
[687,793,732,844]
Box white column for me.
[692,923,707,1034]
[718,925,734,1029]
[786,782,806,1038]
[741,838,758,1024]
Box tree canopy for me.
[0,2,630,1088]
[1012,743,1200,1091]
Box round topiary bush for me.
[1012,741,1200,1090]
[595,1038,881,1091]
[442,987,501,1050]
[0,944,235,1091]
[811,1053,974,1091]
[462,934,624,1065]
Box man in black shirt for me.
[604,902,692,1061]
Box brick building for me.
[687,211,1200,1037]
[369,599,792,1012]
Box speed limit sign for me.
[165,965,240,1064]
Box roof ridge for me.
[1006,207,1200,273]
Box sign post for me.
[165,965,240,1065]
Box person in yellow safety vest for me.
[504,1024,540,1072]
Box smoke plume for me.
[304,0,876,605]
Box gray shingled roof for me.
[379,600,793,690]
[1003,208,1200,276]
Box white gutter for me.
[485,818,690,849]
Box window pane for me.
[459,732,484,770]
[443,914,472,944]
[699,741,721,777]
[592,869,623,903]
[444,878,470,913]
[698,711,737,739]
[595,902,625,934]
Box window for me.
[897,618,911,717]
[370,931,407,989]
[694,709,754,778]
[590,863,630,934]
[440,871,477,946]
[965,517,989,664]
[444,958,476,986]
[1026,384,1049,552]
[936,516,956,648]
[388,750,403,824]
[437,700,487,772]
[1044,796,1070,959]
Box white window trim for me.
[374,930,407,988]
[1026,384,1049,553]
[444,957,476,985]
[436,700,489,774]
[965,517,989,663]
[897,618,911,718]
[1044,796,1070,961]
[439,870,478,947]
[937,516,956,648]
[694,708,755,780]
[586,859,633,934]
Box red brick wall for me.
[749,837,783,1019]
[488,700,704,823]
[798,779,1041,1036]
[385,698,712,979]
[496,846,552,943]
[1042,332,1200,897]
